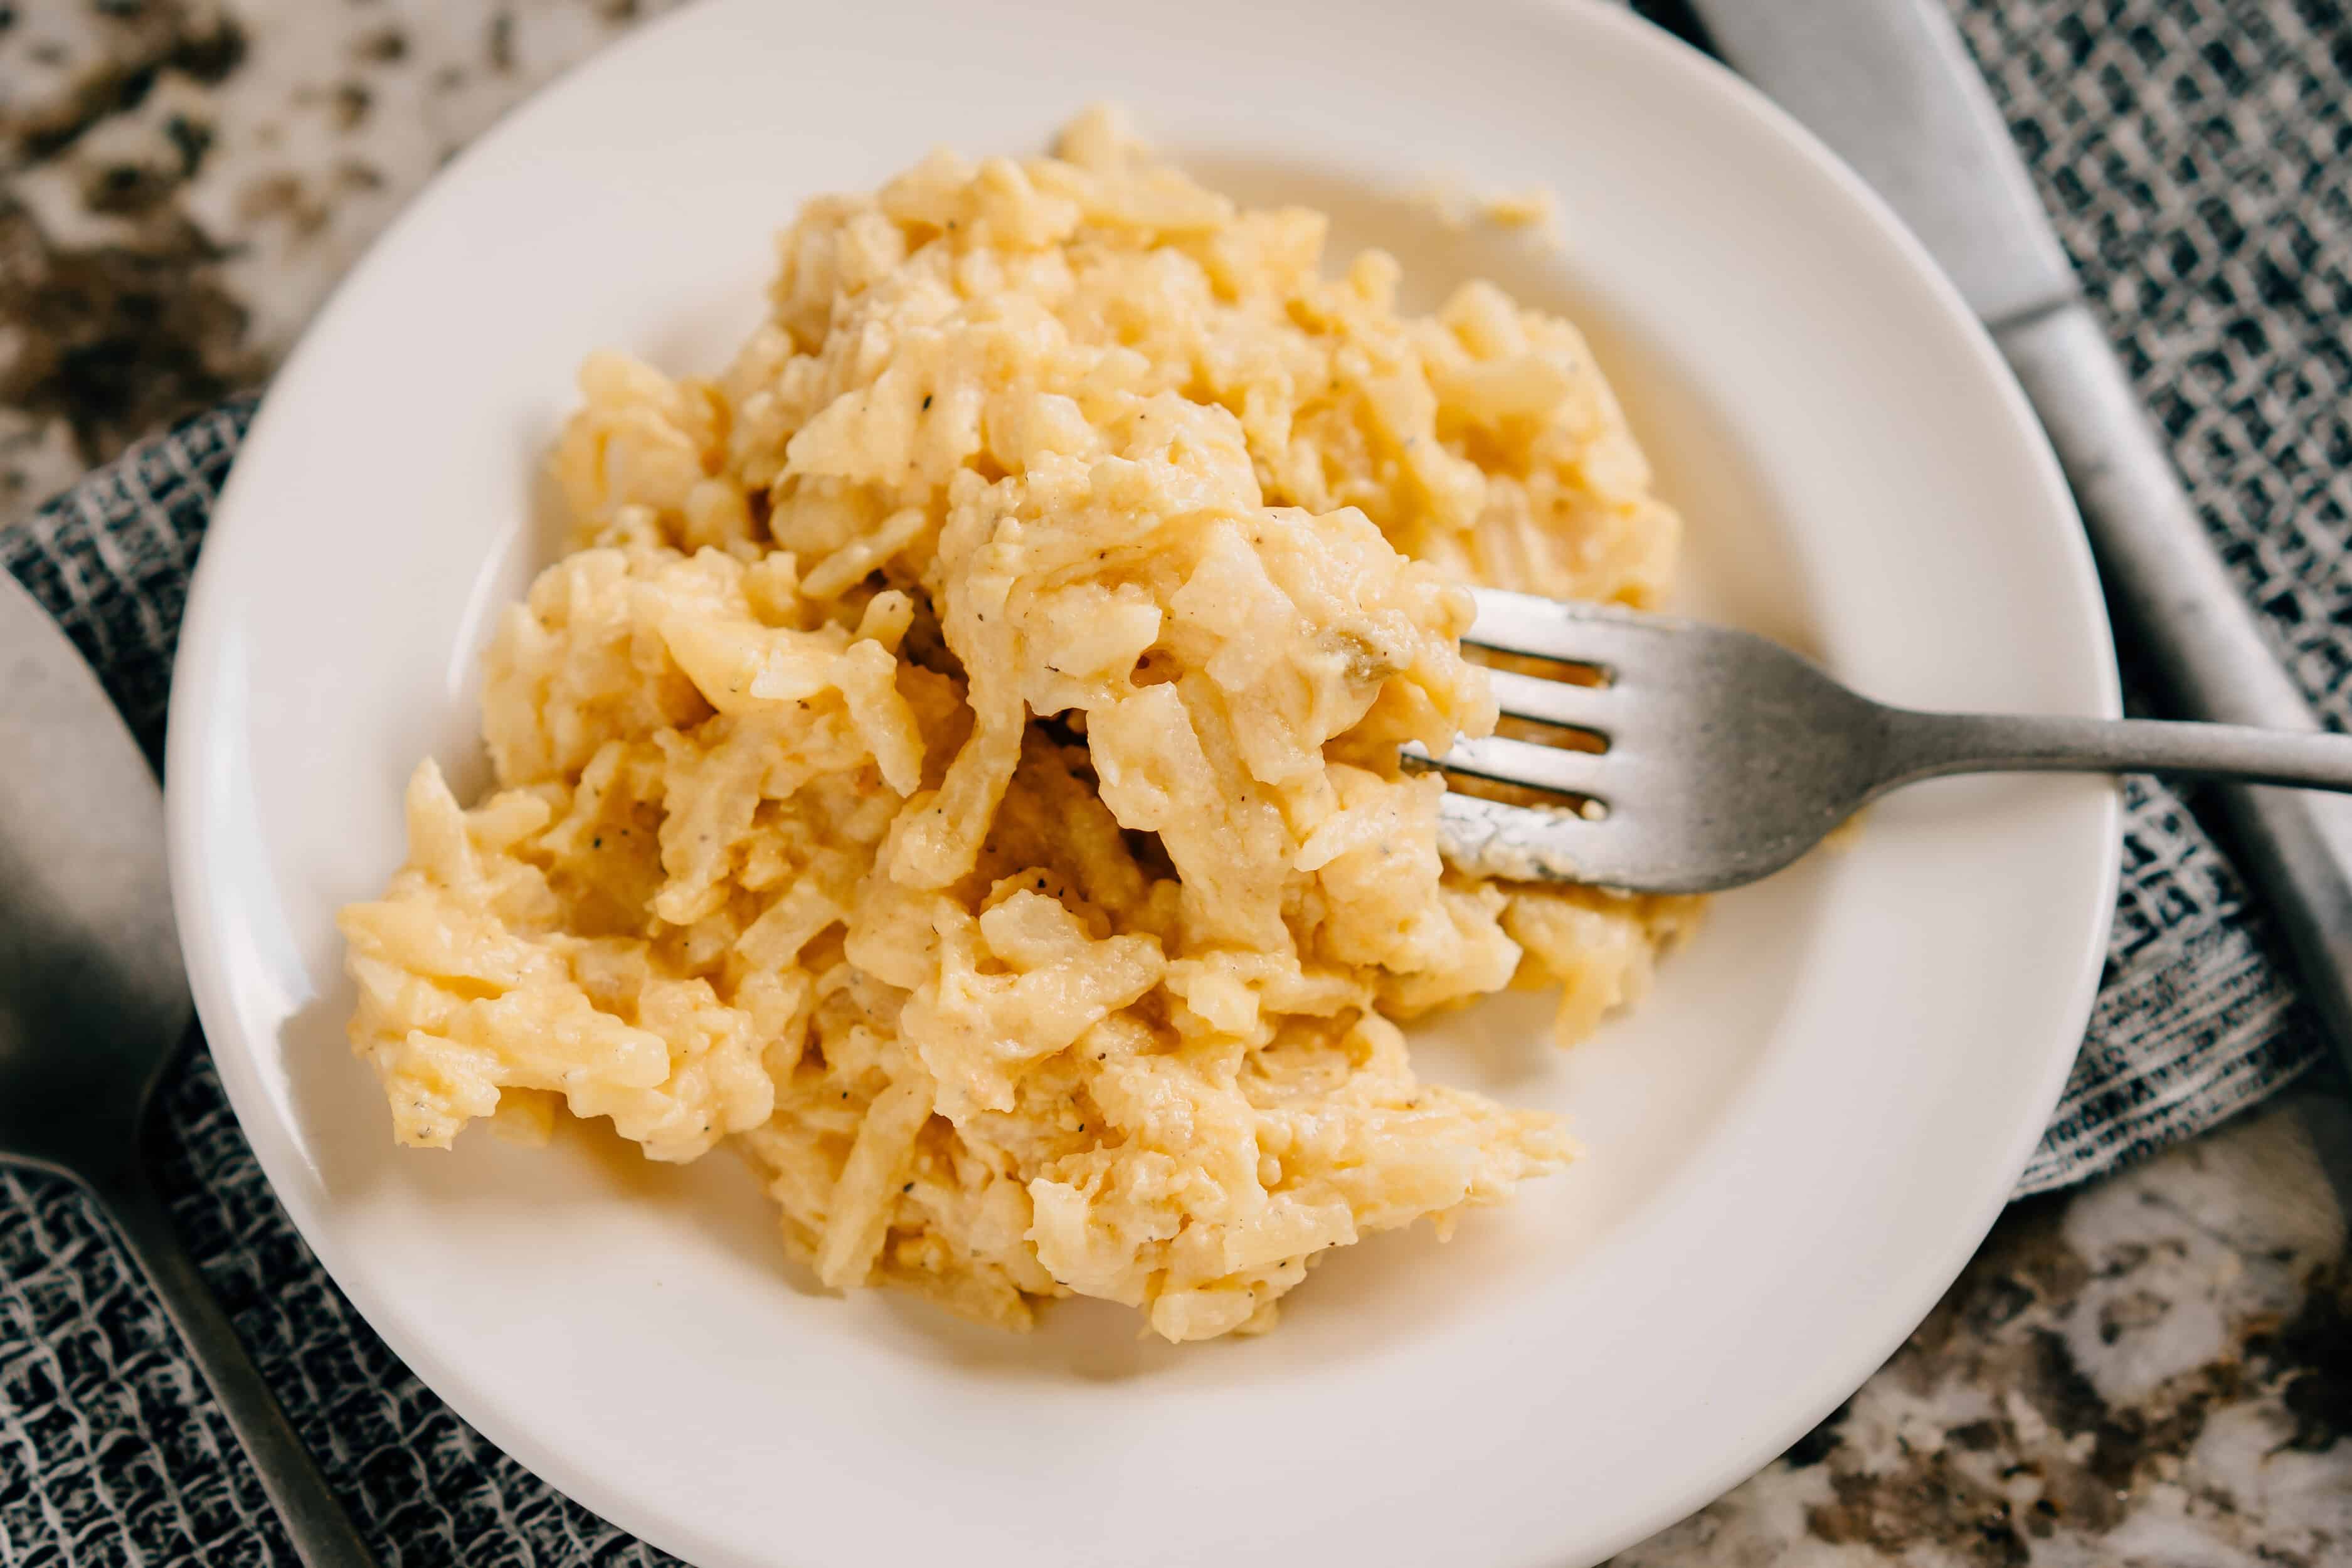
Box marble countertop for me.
[3,1,2348,1564]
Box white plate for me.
[163,2,2120,1565]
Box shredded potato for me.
[339,109,1696,1342]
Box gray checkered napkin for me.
[3,1,2347,1563]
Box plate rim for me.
[162,1,2123,1563]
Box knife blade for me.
[1685,0,2352,1133]
[1689,1,2076,329]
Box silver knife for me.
[1687,1,2352,1108]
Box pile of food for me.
[338,109,1693,1342]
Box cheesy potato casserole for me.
[339,110,1693,1342]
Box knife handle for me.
[1998,302,2352,1094]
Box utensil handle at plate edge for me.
[91,1168,381,1567]
[1873,711,2352,792]
[1999,301,2352,1162]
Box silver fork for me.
[1426,587,2352,894]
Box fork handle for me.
[1878,710,2352,794]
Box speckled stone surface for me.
[0,0,695,524]
[1621,1093,2351,1567]
[2,2,2348,1564]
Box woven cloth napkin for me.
[3,1,2347,1562]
